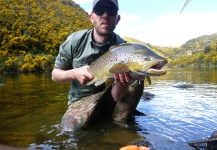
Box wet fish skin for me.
[87,43,168,86]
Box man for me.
[52,0,144,131]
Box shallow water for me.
[0,67,217,150]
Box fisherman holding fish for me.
[52,0,167,132]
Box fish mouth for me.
[140,59,168,76]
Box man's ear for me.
[90,13,94,23]
[116,15,121,25]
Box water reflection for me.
[159,67,217,84]
[28,120,143,150]
[0,67,217,150]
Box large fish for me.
[87,43,168,86]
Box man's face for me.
[90,1,120,36]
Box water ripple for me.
[137,80,217,149]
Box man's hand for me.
[51,66,94,85]
[113,72,144,85]
[73,66,94,85]
[112,72,145,101]
[114,72,132,85]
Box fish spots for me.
[144,57,150,61]
[88,43,168,86]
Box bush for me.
[3,54,55,72]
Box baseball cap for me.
[92,0,119,10]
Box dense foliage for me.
[169,44,217,67]
[161,33,217,67]
[0,0,93,72]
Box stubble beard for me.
[95,24,116,37]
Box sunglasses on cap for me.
[93,5,118,16]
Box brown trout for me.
[87,43,168,86]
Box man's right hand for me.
[73,66,94,85]
[51,66,94,85]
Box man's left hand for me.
[114,72,133,85]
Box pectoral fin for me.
[105,78,115,88]
[145,76,151,85]
[109,63,130,74]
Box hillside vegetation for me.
[166,33,217,67]
[0,0,93,72]
[124,33,217,67]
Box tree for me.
[204,46,211,54]
[0,0,93,72]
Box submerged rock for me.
[188,131,217,150]
[141,92,155,100]
[173,83,194,89]
[128,138,152,147]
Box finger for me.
[124,72,132,83]
[118,73,125,81]
[114,73,126,85]
[114,74,120,81]
[85,73,94,80]
[84,66,94,80]
[119,73,127,83]
[117,73,132,85]
[81,77,94,85]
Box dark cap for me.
[92,0,119,10]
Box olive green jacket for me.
[54,29,126,105]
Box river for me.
[0,67,217,150]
